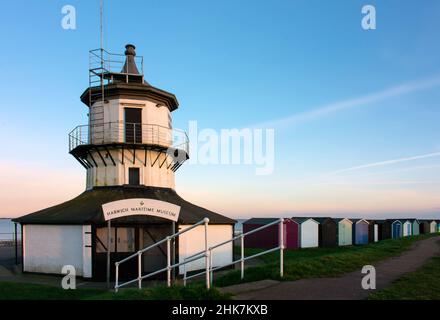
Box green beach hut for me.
[336,218,353,246]
[411,219,420,236]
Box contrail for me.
[252,76,440,129]
[329,152,440,175]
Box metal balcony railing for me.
[89,48,144,78]
[68,122,189,155]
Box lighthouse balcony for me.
[68,122,189,169]
[69,122,188,152]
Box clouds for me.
[252,75,440,130]
[329,152,440,175]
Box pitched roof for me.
[311,217,334,224]
[351,218,369,224]
[291,217,319,224]
[243,218,280,225]
[13,186,235,225]
[334,218,353,223]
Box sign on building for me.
[102,199,181,222]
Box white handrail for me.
[183,218,285,286]
[115,217,210,292]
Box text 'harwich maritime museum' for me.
[13,45,235,281]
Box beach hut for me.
[284,219,300,249]
[292,218,319,248]
[402,220,412,237]
[391,220,403,238]
[420,220,430,234]
[430,220,437,233]
[437,221,440,233]
[314,218,337,248]
[336,218,353,246]
[376,220,392,240]
[367,220,379,243]
[352,219,369,245]
[243,218,299,250]
[411,219,420,236]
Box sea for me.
[234,218,247,235]
[0,219,21,242]
[0,218,244,242]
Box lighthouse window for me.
[125,108,142,143]
[129,168,140,185]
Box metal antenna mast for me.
[100,0,105,108]
[100,1,111,290]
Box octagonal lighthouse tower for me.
[71,44,187,188]
[15,45,234,281]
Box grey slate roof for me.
[13,186,235,225]
[243,218,280,225]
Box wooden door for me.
[94,227,138,281]
[125,108,142,143]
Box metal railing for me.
[69,122,189,155]
[114,218,210,292]
[183,218,285,286]
[89,48,144,85]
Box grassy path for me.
[369,253,440,300]
[215,234,438,287]
[220,236,440,300]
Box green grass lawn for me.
[214,234,438,287]
[0,234,437,300]
[369,254,440,300]
[0,281,231,300]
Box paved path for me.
[220,236,440,300]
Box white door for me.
[301,220,318,248]
[374,224,378,242]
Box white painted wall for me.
[85,98,177,190]
[430,221,437,233]
[300,220,319,248]
[178,224,233,274]
[23,225,91,277]
[85,149,175,189]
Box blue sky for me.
[0,0,439,218]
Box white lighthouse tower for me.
[70,44,188,189]
[15,45,235,280]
